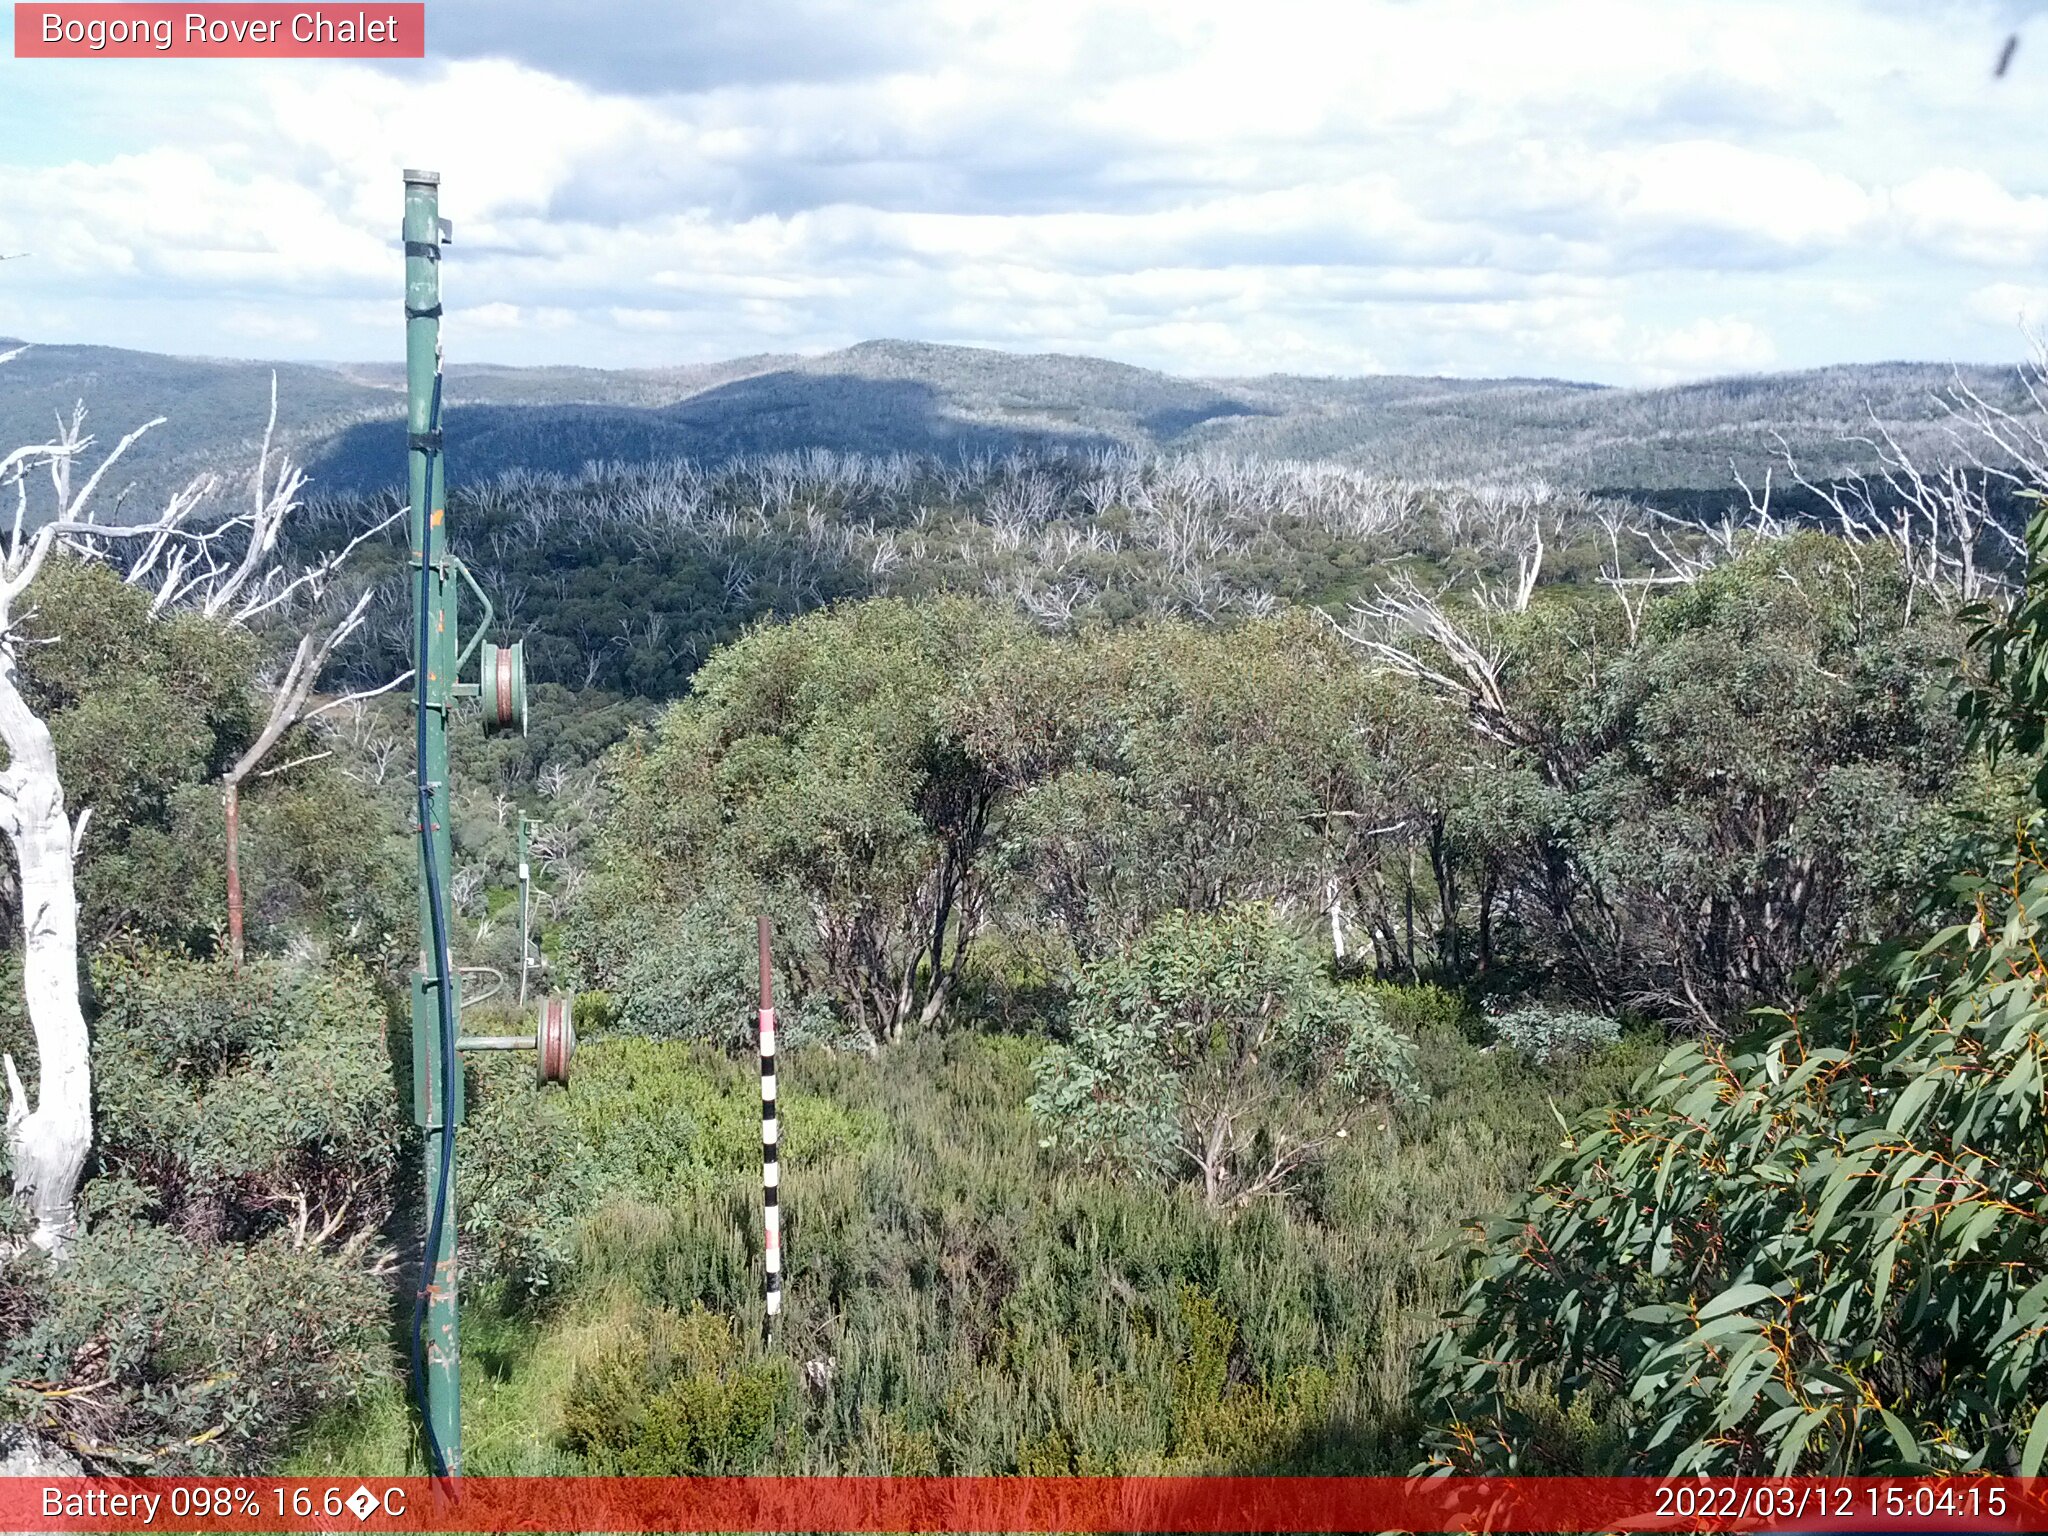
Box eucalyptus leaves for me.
[1419,499,2048,1475]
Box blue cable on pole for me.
[407,413,459,1486]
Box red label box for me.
[2,1476,2046,1533]
[13,3,425,57]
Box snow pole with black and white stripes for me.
[757,916,782,1338]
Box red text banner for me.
[13,4,424,57]
[2,1476,2047,1532]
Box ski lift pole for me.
[404,166,461,1480]
[401,169,551,1483]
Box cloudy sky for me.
[0,0,2043,383]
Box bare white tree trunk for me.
[0,360,395,1254]
[0,653,89,1254]
[0,372,158,1256]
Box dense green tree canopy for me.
[1000,614,1412,957]
[1556,535,1973,1024]
[0,558,411,966]
[1358,536,1988,1026]
[574,597,1047,1046]
[1031,904,1418,1208]
[13,560,256,949]
[1416,520,2048,1476]
[576,556,1988,1046]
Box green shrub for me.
[564,880,839,1047]
[1417,836,2048,1475]
[1031,905,1419,1206]
[573,990,618,1034]
[0,953,404,1469]
[237,762,414,972]
[1367,981,1472,1042]
[1,1209,387,1470]
[456,1051,598,1302]
[1165,1284,1333,1468]
[282,1020,1648,1478]
[1486,1002,1622,1065]
[561,1303,789,1472]
[564,1037,881,1198]
[89,952,402,1241]
[462,1037,883,1306]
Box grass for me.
[288,1301,587,1476]
[291,997,1662,1476]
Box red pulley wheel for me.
[536,994,576,1086]
[479,639,527,736]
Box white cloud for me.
[1893,169,2048,267]
[456,302,577,332]
[222,308,325,344]
[1637,317,1779,379]
[1967,281,2048,331]
[0,0,2041,384]
[0,146,388,286]
[1596,142,1878,258]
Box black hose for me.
[407,418,460,1485]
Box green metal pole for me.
[404,167,461,1477]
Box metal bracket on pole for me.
[451,557,493,675]
[410,970,465,1128]
[456,994,577,1087]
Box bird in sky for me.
[1997,32,2020,75]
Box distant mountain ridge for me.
[0,335,2028,514]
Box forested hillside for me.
[2,335,2033,511]
[3,352,2047,1481]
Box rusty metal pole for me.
[223,781,244,973]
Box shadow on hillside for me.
[307,373,1122,493]
[1141,399,1277,439]
[1607,479,2034,552]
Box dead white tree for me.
[206,383,409,970]
[1592,504,1652,643]
[1758,387,2030,619]
[1334,571,1525,752]
[1690,365,2048,620]
[321,695,404,787]
[2,372,399,1251]
[1,398,187,1253]
[1475,509,1547,614]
